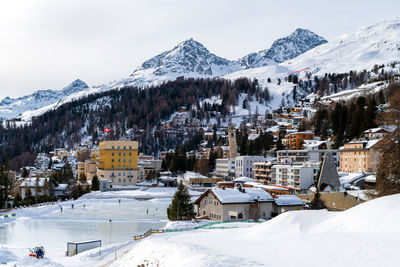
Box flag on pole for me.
[104,127,110,133]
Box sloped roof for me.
[194,187,274,204]
[275,195,305,206]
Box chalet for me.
[273,195,305,215]
[194,187,275,222]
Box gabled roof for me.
[274,195,305,206]
[194,187,274,205]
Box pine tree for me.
[167,181,195,221]
[310,188,327,210]
[79,172,87,183]
[91,175,100,191]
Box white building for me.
[215,158,235,180]
[270,162,319,190]
[235,156,267,179]
[276,149,339,166]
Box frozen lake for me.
[0,198,170,258]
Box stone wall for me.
[298,191,366,211]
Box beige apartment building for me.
[77,160,98,182]
[339,139,382,173]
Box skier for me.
[71,204,74,209]
[118,199,121,204]
[60,206,63,212]
[146,209,149,215]
[83,204,85,208]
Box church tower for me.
[228,122,238,158]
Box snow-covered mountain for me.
[281,19,400,75]
[0,79,90,120]
[237,28,327,68]
[110,38,242,89]
[2,19,399,122]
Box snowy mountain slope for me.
[110,38,243,89]
[281,19,400,75]
[237,28,327,68]
[111,194,400,267]
[0,79,90,120]
[223,64,302,111]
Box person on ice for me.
[71,204,74,209]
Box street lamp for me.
[109,219,112,245]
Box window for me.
[119,165,121,169]
[119,152,121,156]
[129,146,132,149]
[118,172,121,176]
[129,179,132,182]
[123,159,126,163]
[123,165,126,169]
[112,152,114,156]
[118,179,121,182]
[112,179,114,182]
[112,165,114,169]
[123,179,126,182]
[129,159,131,163]
[123,146,126,149]
[118,146,120,149]
[129,153,132,156]
[112,159,114,163]
[118,158,121,163]
[123,152,126,156]
[112,146,114,149]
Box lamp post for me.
[109,219,112,245]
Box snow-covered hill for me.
[237,28,327,68]
[111,193,400,267]
[281,19,400,75]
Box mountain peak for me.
[132,38,241,80]
[237,29,327,68]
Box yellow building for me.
[97,140,139,186]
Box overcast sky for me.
[0,0,399,99]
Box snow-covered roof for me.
[182,171,207,180]
[364,175,376,183]
[275,195,305,206]
[233,176,254,183]
[339,172,365,185]
[363,127,388,133]
[55,184,68,191]
[208,187,274,204]
[20,177,48,187]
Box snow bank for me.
[112,193,400,267]
[80,187,202,200]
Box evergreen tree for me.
[167,181,195,221]
[309,188,327,210]
[79,172,87,183]
[91,175,100,191]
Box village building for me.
[194,187,275,222]
[339,138,383,173]
[215,158,235,179]
[288,132,315,150]
[270,162,319,191]
[273,195,305,215]
[97,140,139,186]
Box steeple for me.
[228,122,238,158]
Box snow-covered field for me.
[1,190,399,266]
[80,187,202,200]
[111,194,400,267]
